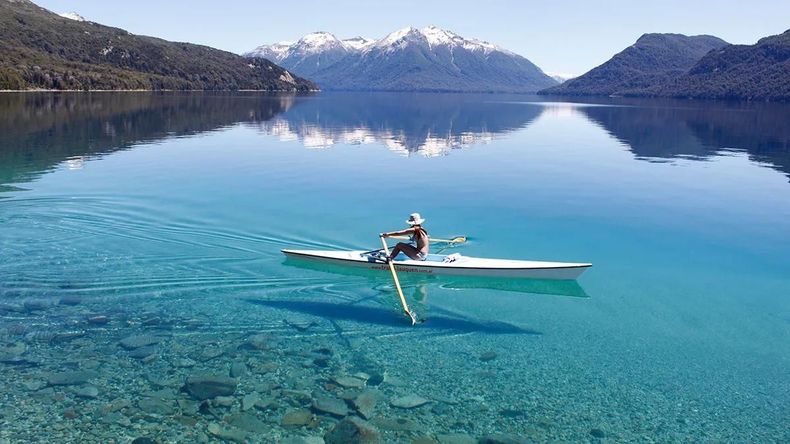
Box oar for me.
[379,236,417,325]
[390,235,467,244]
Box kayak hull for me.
[281,249,591,280]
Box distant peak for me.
[419,26,463,46]
[376,27,421,46]
[298,32,342,47]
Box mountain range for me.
[540,33,729,96]
[0,0,315,91]
[540,30,790,101]
[246,27,558,93]
[1,0,787,100]
[640,29,790,100]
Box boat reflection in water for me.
[282,255,589,299]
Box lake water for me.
[0,92,788,443]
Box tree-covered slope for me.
[539,33,728,96]
[0,0,316,91]
[641,29,790,100]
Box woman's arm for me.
[381,228,415,237]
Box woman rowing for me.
[381,213,430,261]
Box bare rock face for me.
[324,416,382,444]
[182,375,237,400]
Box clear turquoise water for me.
[0,92,788,442]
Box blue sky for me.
[35,0,789,76]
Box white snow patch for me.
[375,27,418,47]
[298,32,342,48]
[546,72,577,83]
[342,36,375,50]
[420,26,461,46]
[59,11,85,21]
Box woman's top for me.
[410,226,429,255]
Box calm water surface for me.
[0,92,788,443]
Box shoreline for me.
[0,89,321,93]
[1,89,784,103]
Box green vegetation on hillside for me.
[642,30,790,100]
[0,0,316,91]
[539,33,728,97]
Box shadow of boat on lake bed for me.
[245,298,540,335]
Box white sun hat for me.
[406,213,425,225]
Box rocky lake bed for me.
[0,290,566,444]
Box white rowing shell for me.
[282,249,591,280]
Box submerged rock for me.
[390,394,431,409]
[312,396,349,417]
[87,315,109,325]
[23,299,57,312]
[230,361,248,378]
[73,386,99,399]
[128,345,158,360]
[183,375,237,400]
[1,356,40,367]
[59,296,83,306]
[207,423,247,444]
[23,380,46,391]
[334,375,366,389]
[138,398,174,415]
[241,393,259,411]
[479,351,497,362]
[436,434,477,444]
[119,335,162,350]
[590,428,606,439]
[241,334,269,350]
[1,342,26,356]
[281,409,314,426]
[226,412,269,433]
[47,370,98,386]
[324,416,382,444]
[478,435,535,444]
[199,346,225,362]
[281,437,324,444]
[353,389,380,419]
[212,396,235,407]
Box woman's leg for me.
[390,242,420,260]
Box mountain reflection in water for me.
[0,92,298,189]
[2,92,788,192]
[254,92,544,156]
[537,98,790,180]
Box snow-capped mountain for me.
[245,26,557,93]
[247,32,375,79]
[548,73,576,84]
[58,11,85,21]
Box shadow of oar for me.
[245,298,540,335]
